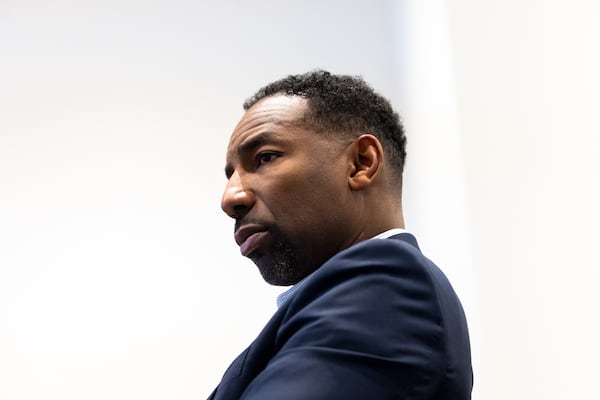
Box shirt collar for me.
[371,228,408,239]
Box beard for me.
[250,226,305,286]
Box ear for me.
[348,134,384,190]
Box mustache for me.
[234,217,270,232]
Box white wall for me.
[448,1,600,399]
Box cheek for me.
[261,157,349,220]
[279,176,347,222]
[260,176,318,221]
[280,172,335,203]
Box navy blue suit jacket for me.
[209,234,472,399]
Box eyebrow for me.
[224,131,283,179]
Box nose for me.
[221,171,255,219]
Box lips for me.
[235,224,269,257]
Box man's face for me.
[222,95,356,285]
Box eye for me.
[257,152,279,166]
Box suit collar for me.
[388,232,420,250]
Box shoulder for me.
[290,235,444,309]
[279,235,448,354]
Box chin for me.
[256,258,304,286]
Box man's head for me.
[222,70,407,286]
[244,70,407,179]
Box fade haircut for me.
[243,70,407,178]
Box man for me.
[209,70,472,399]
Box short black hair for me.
[244,70,407,177]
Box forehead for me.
[228,95,308,145]
[225,95,310,159]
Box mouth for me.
[235,224,269,257]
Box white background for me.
[1,1,598,399]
